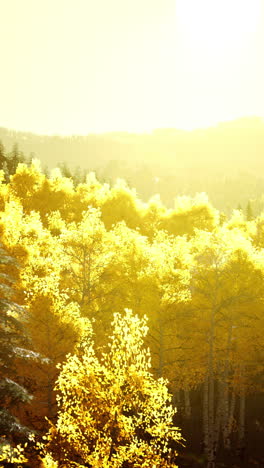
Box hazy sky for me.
[0,0,263,135]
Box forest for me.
[1,117,264,216]
[0,145,263,468]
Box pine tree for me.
[0,243,33,445]
[58,162,73,179]
[0,140,6,171]
[246,200,254,221]
[6,143,25,178]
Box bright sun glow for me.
[170,0,263,130]
[176,0,261,55]
[0,0,263,135]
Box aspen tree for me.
[190,227,264,467]
[43,310,182,468]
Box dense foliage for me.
[43,311,181,467]
[0,159,263,467]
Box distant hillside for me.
[1,117,264,214]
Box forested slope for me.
[1,116,264,214]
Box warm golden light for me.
[172,0,263,130]
[0,0,263,134]
[176,0,261,55]
[1,4,264,467]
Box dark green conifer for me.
[0,141,6,171]
[0,244,33,444]
[246,200,254,221]
[6,143,25,178]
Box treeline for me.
[0,137,260,221]
[1,117,264,215]
[0,160,263,467]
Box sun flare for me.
[0,0,263,135]
[176,0,261,55]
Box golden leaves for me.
[43,310,182,467]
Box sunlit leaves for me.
[44,310,182,467]
[1,161,264,463]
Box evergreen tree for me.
[72,165,86,185]
[0,243,33,445]
[0,140,6,171]
[58,161,73,179]
[6,143,25,178]
[246,200,254,221]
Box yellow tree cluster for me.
[43,310,182,468]
[0,161,263,467]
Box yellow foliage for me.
[43,310,182,467]
[1,162,264,461]
[0,440,27,466]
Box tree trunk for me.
[184,388,191,419]
[157,318,164,377]
[203,375,209,460]
[226,389,236,446]
[47,371,53,420]
[222,326,233,449]
[173,388,181,407]
[214,380,223,452]
[206,307,216,468]
[238,365,246,464]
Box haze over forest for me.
[1,116,264,215]
[1,0,264,466]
